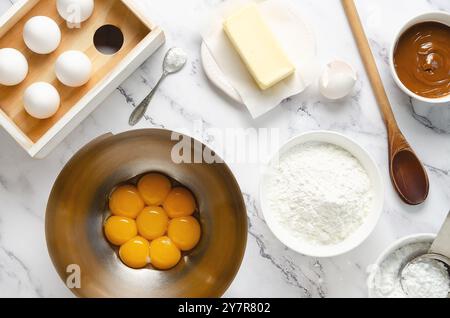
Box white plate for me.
[259,131,384,258]
[201,4,316,105]
[201,42,243,104]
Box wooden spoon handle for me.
[341,0,396,126]
[341,0,411,154]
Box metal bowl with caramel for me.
[46,129,247,298]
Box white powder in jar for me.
[265,142,374,246]
[369,241,450,298]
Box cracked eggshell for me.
[0,48,28,86]
[319,60,357,100]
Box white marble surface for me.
[0,0,449,298]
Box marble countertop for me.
[1,0,449,298]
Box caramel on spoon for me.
[342,0,429,205]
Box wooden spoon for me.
[342,0,429,205]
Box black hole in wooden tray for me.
[93,24,124,55]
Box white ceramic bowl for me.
[389,11,450,104]
[367,233,435,298]
[260,131,384,257]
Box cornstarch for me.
[266,142,373,246]
[369,241,450,298]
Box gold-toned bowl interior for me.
[46,129,247,297]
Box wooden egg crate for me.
[0,0,165,158]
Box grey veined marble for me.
[0,0,449,298]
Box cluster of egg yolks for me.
[104,173,201,270]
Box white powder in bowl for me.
[265,141,374,246]
[369,241,450,298]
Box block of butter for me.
[223,3,295,90]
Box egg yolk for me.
[119,236,150,269]
[104,216,138,246]
[136,206,169,240]
[163,187,196,218]
[109,185,144,219]
[137,173,172,205]
[168,216,201,251]
[149,236,181,270]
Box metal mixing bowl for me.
[46,129,247,298]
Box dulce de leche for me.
[394,22,450,99]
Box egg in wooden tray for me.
[103,172,202,270]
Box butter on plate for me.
[223,3,295,90]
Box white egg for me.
[319,60,357,100]
[55,50,92,87]
[0,48,28,86]
[23,16,61,54]
[57,0,94,24]
[24,82,60,119]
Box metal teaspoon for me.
[129,47,188,126]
